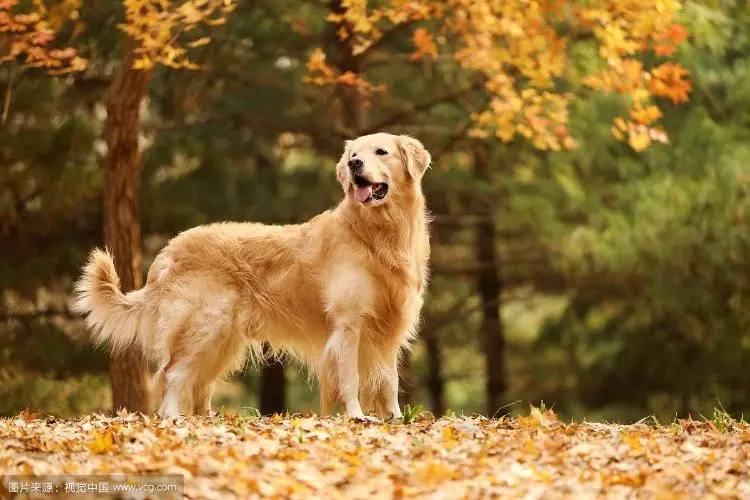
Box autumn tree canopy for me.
[0,0,86,73]
[119,0,236,70]
[308,0,691,151]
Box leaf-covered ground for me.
[2,408,750,499]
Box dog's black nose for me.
[348,157,363,171]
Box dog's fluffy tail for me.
[73,248,151,355]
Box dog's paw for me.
[348,413,381,424]
[385,413,403,423]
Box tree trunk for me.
[255,151,288,414]
[399,350,415,407]
[259,352,286,415]
[104,40,153,414]
[329,0,369,136]
[473,142,507,416]
[424,326,445,416]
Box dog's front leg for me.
[382,357,403,421]
[320,326,372,420]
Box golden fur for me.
[73,133,431,420]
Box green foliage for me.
[700,403,745,434]
[0,372,110,417]
[402,404,426,424]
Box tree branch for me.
[361,81,483,134]
[357,20,419,62]
[0,308,77,321]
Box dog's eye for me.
[375,148,388,156]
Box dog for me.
[73,133,431,420]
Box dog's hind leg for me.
[153,316,194,418]
[158,360,191,418]
[319,376,338,417]
[192,381,216,416]
[186,318,247,417]
[150,367,167,413]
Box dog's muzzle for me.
[352,174,389,204]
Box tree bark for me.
[329,0,369,136]
[473,142,507,416]
[399,350,415,407]
[255,151,288,414]
[104,40,153,414]
[259,352,286,415]
[424,326,445,416]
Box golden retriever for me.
[73,133,431,421]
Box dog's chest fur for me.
[358,226,429,341]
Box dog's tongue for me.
[353,185,372,203]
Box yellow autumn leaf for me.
[529,404,557,427]
[187,36,211,48]
[326,13,343,23]
[628,131,652,151]
[622,432,644,453]
[611,126,625,141]
[523,439,540,455]
[614,117,628,131]
[442,426,459,450]
[630,105,663,125]
[87,430,114,454]
[468,128,489,139]
[132,56,154,70]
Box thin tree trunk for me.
[424,326,445,416]
[256,151,288,414]
[399,350,415,407]
[260,351,286,415]
[329,0,369,136]
[473,142,507,416]
[104,40,153,414]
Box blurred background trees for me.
[1,0,748,422]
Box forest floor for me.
[1,407,749,499]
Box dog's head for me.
[336,133,431,206]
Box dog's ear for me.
[398,135,431,180]
[336,140,352,192]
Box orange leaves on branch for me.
[411,28,437,60]
[119,0,236,71]
[471,86,577,150]
[313,0,691,153]
[652,23,688,57]
[306,1,435,101]
[0,0,86,74]
[611,116,669,152]
[580,1,691,150]
[305,47,333,85]
[304,47,385,95]
[327,0,435,55]
[630,105,663,126]
[649,62,692,104]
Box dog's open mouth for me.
[352,174,389,204]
